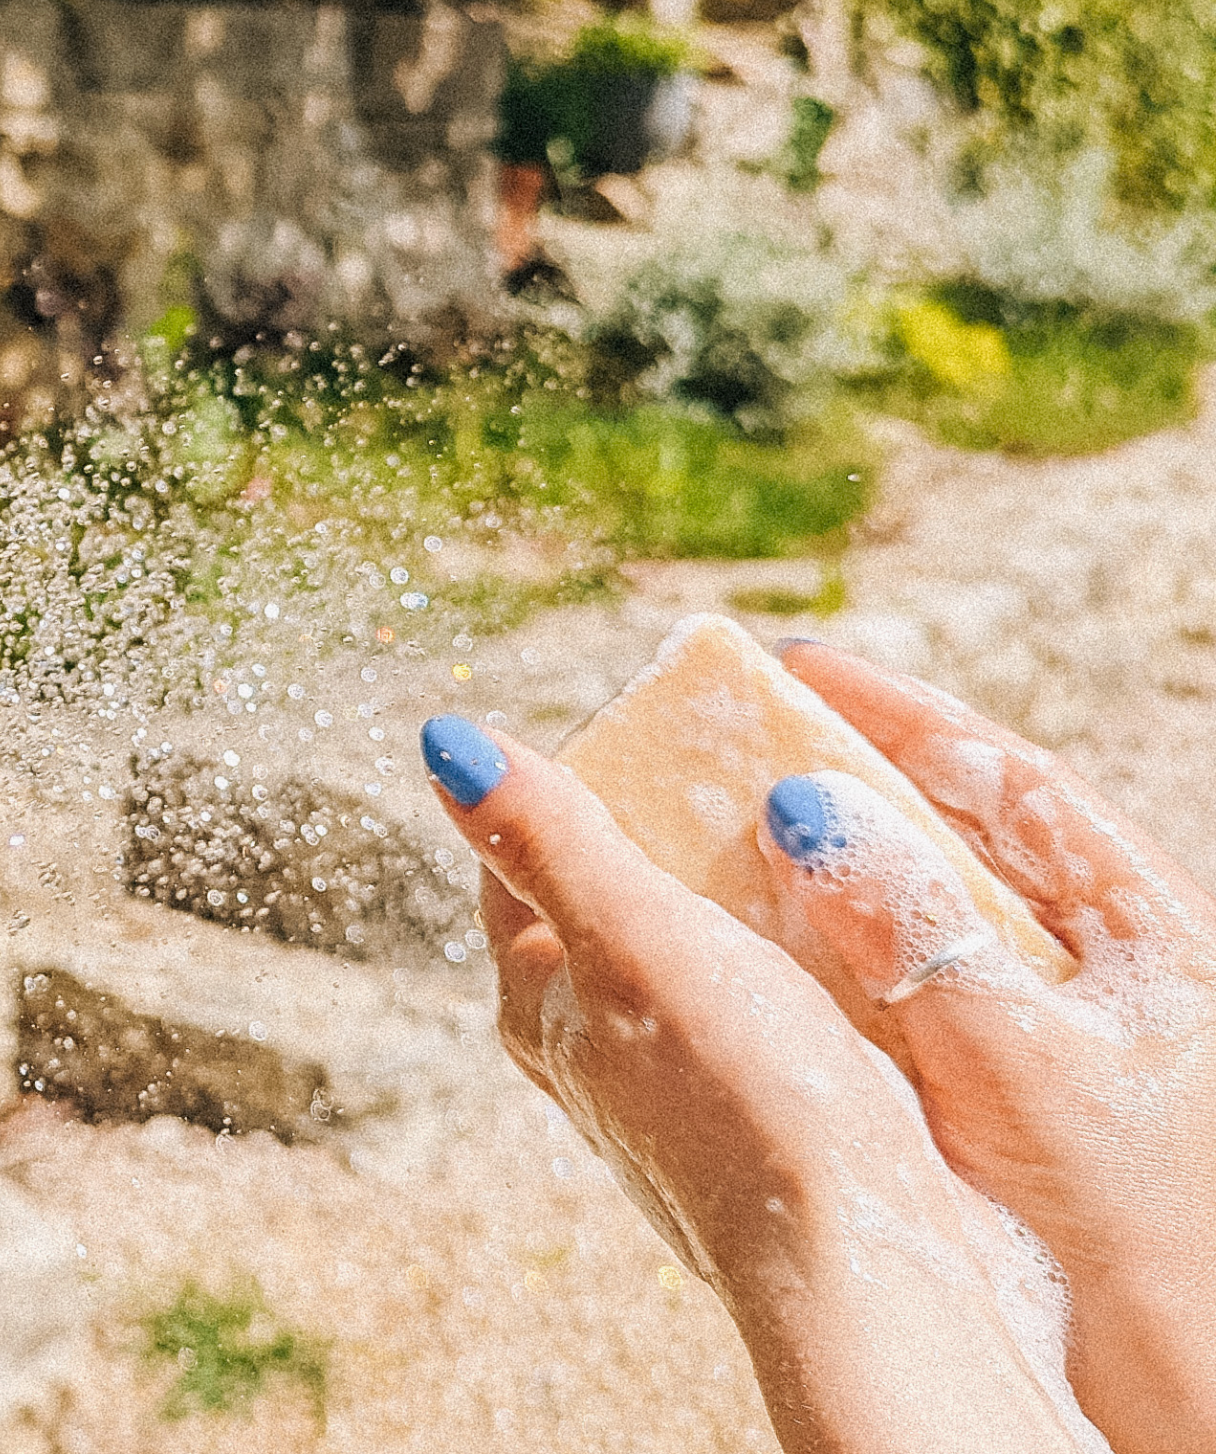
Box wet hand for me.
[771,641,1216,1454]
[421,715,1105,1454]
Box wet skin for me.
[422,644,1216,1454]
[421,716,1105,1454]
[770,641,1216,1454]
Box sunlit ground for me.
[7,8,1216,1450]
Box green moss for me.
[143,1282,327,1427]
[728,571,847,617]
[860,285,1206,455]
[515,399,872,559]
[781,97,836,193]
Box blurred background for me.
[4,2,1216,1450]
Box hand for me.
[769,641,1216,1454]
[421,715,1105,1454]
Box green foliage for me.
[864,282,1206,455]
[516,399,870,558]
[578,224,870,436]
[495,19,689,170]
[780,97,835,193]
[855,0,1216,214]
[727,573,847,616]
[161,330,872,561]
[143,305,197,362]
[567,19,688,78]
[144,1282,326,1426]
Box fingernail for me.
[421,715,509,807]
[766,776,847,866]
[773,636,826,659]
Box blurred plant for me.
[727,573,847,616]
[779,97,836,193]
[144,1282,326,1426]
[949,151,1216,322]
[565,176,880,435]
[861,281,1206,455]
[515,397,870,558]
[495,18,691,175]
[0,305,876,714]
[895,297,1010,392]
[851,0,1216,215]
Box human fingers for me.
[422,718,1099,1453]
[420,713,731,1005]
[755,769,1085,1178]
[758,768,1044,1011]
[478,865,565,1098]
[778,641,1216,977]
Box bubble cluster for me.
[124,750,469,959]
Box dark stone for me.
[124,750,468,958]
[17,968,328,1142]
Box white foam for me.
[860,1042,1112,1452]
[800,769,1027,997]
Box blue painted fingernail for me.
[766,776,847,866]
[421,715,509,807]
[773,637,825,658]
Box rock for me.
[124,750,467,960]
[18,967,327,1142]
[0,782,477,1136]
[0,0,508,420]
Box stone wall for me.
[0,0,506,427]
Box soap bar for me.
[556,615,1072,1057]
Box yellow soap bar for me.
[557,615,1072,1057]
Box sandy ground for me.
[5,375,1216,1450]
[6,17,1216,1446]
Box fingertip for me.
[420,714,509,808]
[772,636,827,661]
[765,775,849,868]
